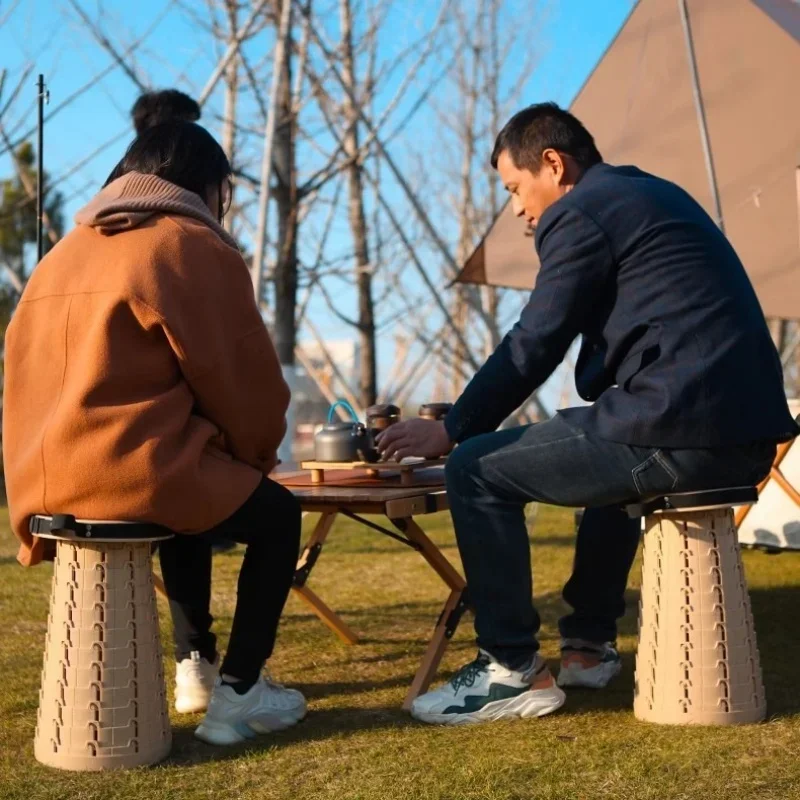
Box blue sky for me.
[0,0,636,217]
[0,0,636,409]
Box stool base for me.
[34,539,171,770]
[634,507,766,725]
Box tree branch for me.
[64,0,152,90]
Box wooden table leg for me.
[296,511,338,573]
[402,587,467,710]
[401,518,466,591]
[292,511,360,644]
[293,584,359,645]
[396,516,469,709]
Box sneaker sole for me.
[557,660,622,689]
[411,686,566,726]
[194,708,307,746]
[175,694,211,714]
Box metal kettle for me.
[313,400,378,463]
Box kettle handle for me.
[327,399,360,423]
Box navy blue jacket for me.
[446,163,799,448]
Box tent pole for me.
[678,0,725,233]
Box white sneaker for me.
[175,651,219,714]
[410,650,565,726]
[194,674,307,745]
[557,639,622,689]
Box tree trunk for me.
[482,0,501,359]
[452,3,482,397]
[272,0,298,460]
[222,0,239,234]
[221,1,238,234]
[340,0,376,408]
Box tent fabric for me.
[458,0,800,320]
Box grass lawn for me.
[0,503,798,800]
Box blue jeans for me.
[445,413,775,667]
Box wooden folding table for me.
[274,467,469,710]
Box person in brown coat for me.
[2,121,306,745]
[129,87,236,559]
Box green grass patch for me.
[0,504,798,799]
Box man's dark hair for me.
[131,89,201,135]
[491,102,602,173]
[105,121,231,204]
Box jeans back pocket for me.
[632,450,679,496]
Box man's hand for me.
[376,419,453,461]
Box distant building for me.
[292,339,360,457]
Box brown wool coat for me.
[2,173,289,566]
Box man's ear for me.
[541,148,566,183]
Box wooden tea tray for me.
[300,458,447,485]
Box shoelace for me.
[450,653,491,692]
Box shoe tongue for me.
[189,651,201,663]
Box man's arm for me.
[444,204,614,443]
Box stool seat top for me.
[625,486,757,518]
[30,514,174,543]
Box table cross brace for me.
[339,510,422,551]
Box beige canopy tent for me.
[457,0,800,320]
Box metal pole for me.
[36,73,47,262]
[679,0,725,233]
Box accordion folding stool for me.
[626,486,766,725]
[31,514,173,771]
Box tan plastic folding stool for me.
[626,487,766,725]
[31,515,173,770]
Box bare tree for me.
[418,0,547,413]
[339,0,376,408]
[271,0,299,362]
[450,0,484,397]
[219,0,240,235]
[6,0,562,441]
[481,0,503,358]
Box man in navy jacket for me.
[378,102,799,726]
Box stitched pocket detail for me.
[653,450,679,490]
[632,449,678,495]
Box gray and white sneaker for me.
[410,650,565,725]
[175,651,220,714]
[557,638,622,689]
[194,674,307,745]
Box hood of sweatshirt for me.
[74,171,239,250]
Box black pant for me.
[158,478,301,685]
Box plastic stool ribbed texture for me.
[34,539,171,770]
[634,507,766,725]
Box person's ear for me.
[541,148,566,184]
